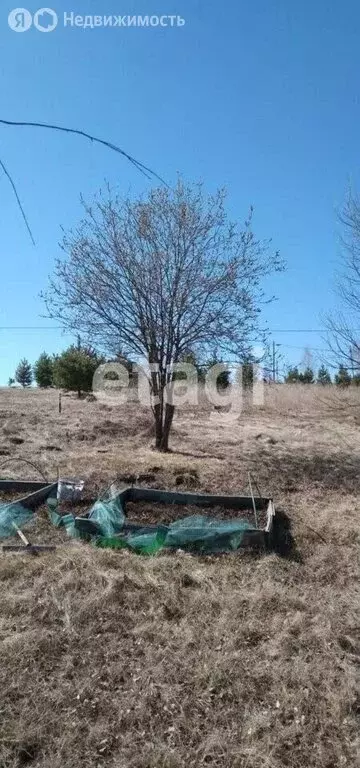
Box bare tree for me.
[326,190,360,372]
[43,179,283,450]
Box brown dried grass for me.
[0,385,359,767]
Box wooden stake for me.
[248,472,258,529]
[12,522,30,547]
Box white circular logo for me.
[8,8,32,31]
[33,7,57,31]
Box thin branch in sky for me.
[0,118,167,185]
[0,156,36,246]
[0,117,168,246]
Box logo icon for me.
[8,8,32,31]
[33,7,57,31]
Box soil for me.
[0,508,70,547]
[0,493,92,547]
[1,491,269,534]
[125,500,268,528]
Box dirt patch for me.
[125,500,267,528]
[0,493,94,546]
[0,507,70,547]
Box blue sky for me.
[1,0,360,383]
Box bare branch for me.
[0,118,167,185]
[0,117,167,244]
[325,189,360,372]
[0,157,35,245]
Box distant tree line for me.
[10,345,105,397]
[9,346,237,396]
[284,363,360,387]
[12,349,360,395]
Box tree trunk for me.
[154,402,163,449]
[160,402,175,451]
[150,368,176,451]
[153,402,175,452]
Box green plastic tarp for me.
[0,485,254,555]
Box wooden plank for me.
[0,480,52,493]
[125,486,271,511]
[242,529,267,548]
[3,483,58,511]
[74,517,101,536]
[2,545,56,554]
[12,523,30,546]
[265,500,276,533]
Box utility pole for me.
[272,341,276,382]
[349,346,355,378]
[272,341,281,382]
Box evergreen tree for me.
[284,366,300,383]
[173,349,202,382]
[53,345,104,398]
[317,365,332,385]
[33,352,54,388]
[335,364,351,387]
[15,358,33,388]
[103,370,121,381]
[239,355,256,390]
[203,350,230,389]
[8,377,15,387]
[299,366,315,384]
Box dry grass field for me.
[0,384,359,767]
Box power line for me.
[0,325,64,331]
[280,344,329,352]
[269,329,360,333]
[267,329,330,333]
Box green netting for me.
[87,490,254,554]
[48,504,77,538]
[0,485,71,539]
[0,502,34,537]
[94,517,252,555]
[164,515,252,553]
[0,484,255,555]
[96,528,168,555]
[89,496,125,537]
